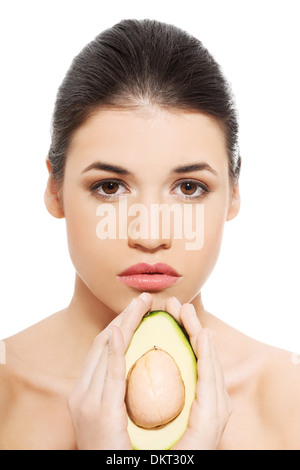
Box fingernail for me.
[189,304,197,315]
[172,296,181,309]
[208,329,213,341]
[128,298,137,309]
[139,292,150,303]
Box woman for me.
[1,18,299,450]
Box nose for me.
[128,236,171,252]
[127,201,172,251]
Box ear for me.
[226,182,240,221]
[44,159,65,219]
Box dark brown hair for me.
[48,19,241,184]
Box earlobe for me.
[44,159,65,219]
[226,183,240,221]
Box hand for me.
[67,292,152,450]
[164,297,232,450]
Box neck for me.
[65,275,213,339]
[64,276,229,362]
[62,277,249,389]
[64,274,118,344]
[191,293,210,325]
[62,276,254,394]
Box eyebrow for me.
[81,162,132,175]
[172,163,218,176]
[81,161,217,176]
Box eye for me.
[180,182,198,196]
[101,181,120,195]
[90,179,128,200]
[172,180,210,201]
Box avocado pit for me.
[125,347,185,429]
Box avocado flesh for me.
[125,310,197,450]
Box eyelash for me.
[89,178,210,202]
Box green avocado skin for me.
[142,310,197,359]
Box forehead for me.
[66,107,228,175]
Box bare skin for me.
[1,293,299,450]
[1,109,300,449]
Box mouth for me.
[117,263,182,291]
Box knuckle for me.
[136,293,151,308]
[136,296,147,309]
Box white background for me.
[0,0,299,353]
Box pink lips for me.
[117,263,182,290]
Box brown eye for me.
[102,181,119,194]
[180,182,197,196]
[90,179,128,200]
[172,180,209,201]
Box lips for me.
[117,263,182,290]
[119,263,180,277]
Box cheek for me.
[63,190,103,275]
[178,197,228,294]
[64,196,96,265]
[61,181,229,310]
[204,200,226,251]
[202,212,225,275]
[203,195,228,264]
[63,192,131,303]
[64,201,114,269]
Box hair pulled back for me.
[48,19,241,184]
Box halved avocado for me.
[125,310,197,450]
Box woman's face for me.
[47,108,240,313]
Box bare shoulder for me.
[0,308,77,385]
[259,342,300,449]
[0,311,76,449]
[0,353,14,417]
[1,309,69,374]
[0,341,32,449]
[211,315,300,450]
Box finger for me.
[98,293,151,333]
[180,303,202,354]
[100,325,127,409]
[210,339,225,391]
[119,292,152,349]
[85,341,109,402]
[72,332,109,394]
[71,295,147,394]
[210,340,232,418]
[109,296,142,328]
[195,329,218,417]
[173,328,217,450]
[164,296,182,325]
[85,293,152,400]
